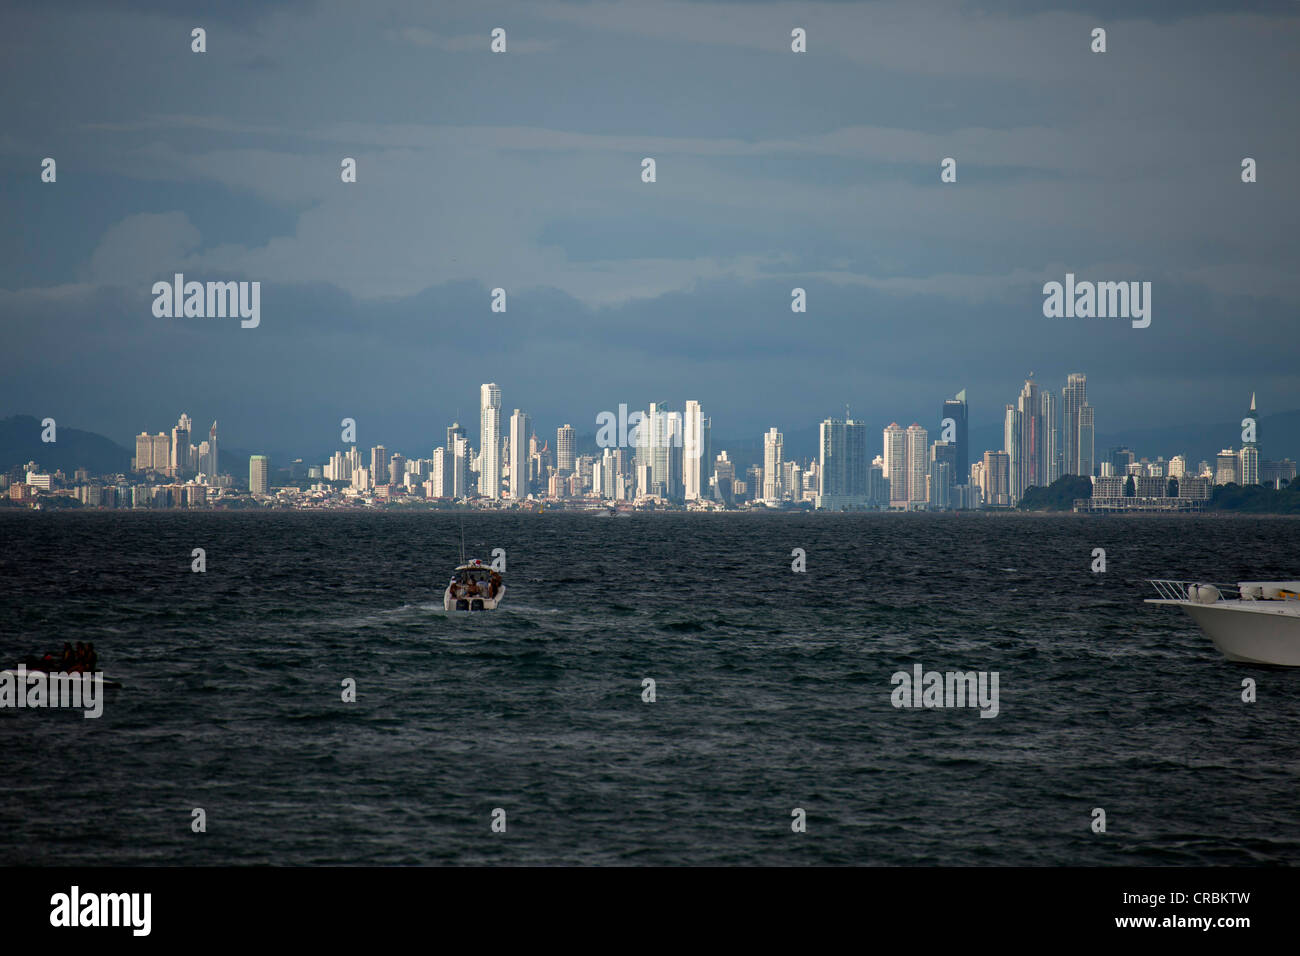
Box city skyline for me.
[8,373,1294,512]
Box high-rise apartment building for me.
[684,401,705,501]
[817,417,868,509]
[983,451,1010,507]
[509,409,531,499]
[883,423,907,507]
[1063,373,1087,476]
[1040,390,1061,483]
[762,427,784,504]
[556,423,575,475]
[904,424,928,504]
[479,383,502,499]
[1077,404,1095,477]
[249,455,270,495]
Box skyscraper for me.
[1063,373,1087,476]
[452,436,469,498]
[556,423,575,475]
[666,410,684,502]
[430,447,448,498]
[905,424,928,505]
[370,445,388,487]
[1077,404,1095,477]
[134,432,170,472]
[171,413,192,477]
[683,401,705,501]
[883,422,907,507]
[713,451,735,505]
[940,390,969,485]
[479,383,502,499]
[447,422,465,454]
[388,454,406,487]
[207,421,219,477]
[929,440,956,508]
[249,455,269,495]
[817,416,868,509]
[763,427,784,503]
[509,409,531,499]
[983,451,1010,506]
[1040,391,1061,484]
[1016,380,1043,491]
[1003,404,1022,503]
[1244,392,1259,450]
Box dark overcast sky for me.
[1,0,1296,459]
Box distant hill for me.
[0,415,132,475]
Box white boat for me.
[1146,579,1300,666]
[443,559,505,611]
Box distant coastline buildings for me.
[5,381,1296,511]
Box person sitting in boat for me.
[85,643,98,672]
[489,571,502,598]
[60,643,74,668]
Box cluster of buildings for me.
[4,382,1294,512]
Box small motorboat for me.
[444,559,505,611]
[1146,579,1300,666]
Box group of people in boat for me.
[21,642,98,673]
[449,570,502,601]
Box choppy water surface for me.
[1,511,1298,865]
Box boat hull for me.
[443,584,505,611]
[1180,603,1300,666]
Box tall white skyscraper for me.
[683,400,704,501]
[905,423,928,504]
[453,436,469,498]
[1003,404,1022,503]
[556,424,575,475]
[430,447,448,498]
[595,448,615,498]
[883,423,907,507]
[249,454,269,495]
[479,383,502,499]
[763,427,784,503]
[508,409,531,499]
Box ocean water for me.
[1,511,1298,866]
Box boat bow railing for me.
[1147,579,1241,602]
